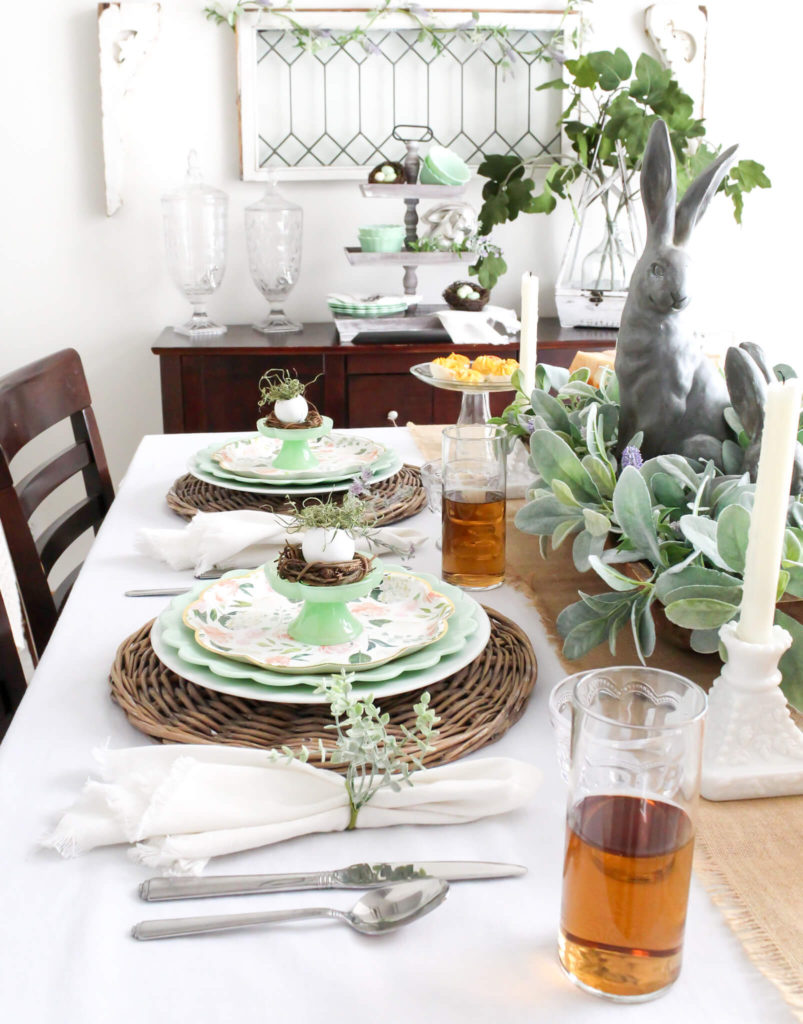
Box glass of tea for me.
[559,667,707,1002]
[441,425,506,590]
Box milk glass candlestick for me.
[702,376,803,800]
[738,378,802,644]
[519,273,539,396]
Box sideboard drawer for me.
[347,373,434,428]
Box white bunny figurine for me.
[615,119,738,463]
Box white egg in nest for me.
[274,395,308,424]
[302,527,356,564]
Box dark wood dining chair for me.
[0,587,27,739]
[0,349,115,660]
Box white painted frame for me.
[236,7,580,181]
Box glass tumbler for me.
[441,425,506,590]
[559,667,707,1002]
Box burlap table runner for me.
[410,423,803,1019]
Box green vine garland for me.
[204,1,582,70]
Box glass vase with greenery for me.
[471,49,771,291]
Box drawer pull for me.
[387,410,399,426]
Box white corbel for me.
[98,2,161,216]
[645,3,708,118]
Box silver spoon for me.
[131,877,448,941]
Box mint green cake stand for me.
[257,415,333,471]
[266,560,384,645]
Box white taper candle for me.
[519,273,539,397]
[737,377,802,644]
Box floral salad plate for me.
[182,568,455,674]
[210,433,390,482]
[156,568,482,697]
[151,587,488,705]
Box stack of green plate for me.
[188,432,403,496]
[327,295,408,318]
[150,566,490,704]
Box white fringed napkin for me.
[137,510,428,574]
[44,746,541,874]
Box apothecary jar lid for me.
[245,170,302,213]
[161,150,228,206]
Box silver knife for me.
[125,571,231,597]
[125,587,191,597]
[140,860,525,901]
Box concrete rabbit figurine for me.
[616,119,738,464]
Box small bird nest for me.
[443,281,490,312]
[368,160,406,185]
[276,543,375,586]
[262,402,323,430]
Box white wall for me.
[1,0,799,483]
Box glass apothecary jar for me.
[161,151,228,336]
[245,174,303,334]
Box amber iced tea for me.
[441,490,505,589]
[441,425,507,592]
[560,793,695,1000]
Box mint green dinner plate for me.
[202,443,398,487]
[187,449,403,496]
[153,567,489,704]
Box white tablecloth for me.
[0,429,793,1024]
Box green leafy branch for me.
[473,49,771,289]
[510,362,803,709]
[308,671,440,829]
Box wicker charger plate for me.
[167,464,426,526]
[110,608,536,772]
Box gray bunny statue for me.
[615,118,737,465]
[615,118,803,494]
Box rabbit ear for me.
[739,341,773,385]
[640,119,676,243]
[674,144,738,246]
[725,346,767,439]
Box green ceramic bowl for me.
[421,145,470,185]
[358,224,405,252]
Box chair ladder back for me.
[0,477,59,659]
[0,349,114,659]
[72,406,114,515]
[0,587,26,740]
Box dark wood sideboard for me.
[152,319,617,432]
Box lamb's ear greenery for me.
[509,362,803,709]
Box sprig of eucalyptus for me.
[279,671,440,828]
[474,49,771,289]
[505,363,803,710]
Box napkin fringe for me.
[131,841,209,876]
[43,824,80,859]
[135,529,197,572]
